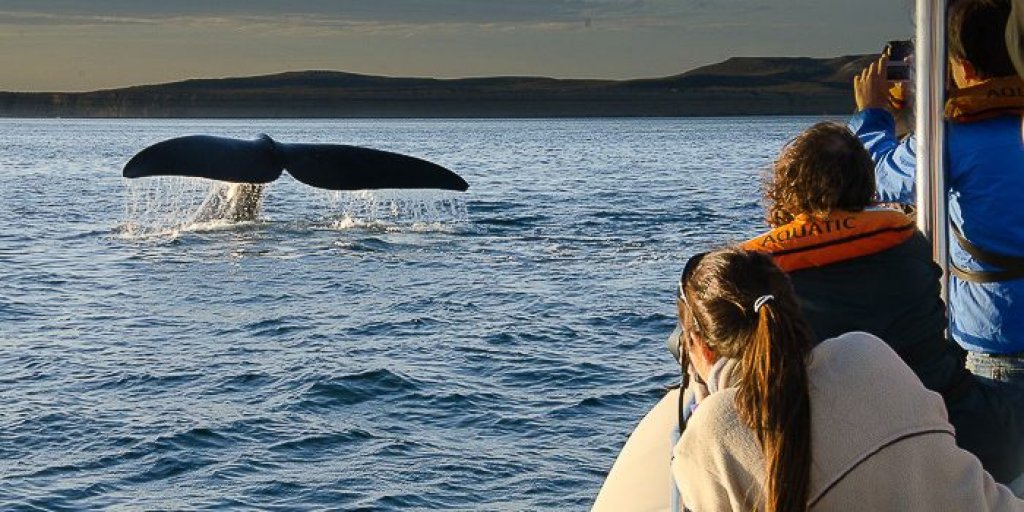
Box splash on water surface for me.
[318,189,468,232]
[118,177,468,239]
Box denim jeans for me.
[965,351,1024,387]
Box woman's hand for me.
[854,55,891,111]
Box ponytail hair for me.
[682,248,813,512]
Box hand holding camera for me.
[885,40,913,112]
[853,40,913,113]
[854,55,891,111]
[885,40,913,81]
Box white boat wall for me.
[591,389,679,512]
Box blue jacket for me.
[850,108,1024,354]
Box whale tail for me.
[191,183,265,223]
[123,134,469,192]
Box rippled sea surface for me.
[0,117,827,510]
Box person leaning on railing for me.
[670,247,1024,511]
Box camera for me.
[885,40,913,81]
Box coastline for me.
[0,55,871,119]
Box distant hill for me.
[0,55,875,118]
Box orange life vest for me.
[945,76,1024,123]
[740,209,916,272]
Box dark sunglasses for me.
[672,250,708,433]
[677,251,707,302]
[676,250,708,327]
[669,250,708,362]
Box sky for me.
[0,0,915,92]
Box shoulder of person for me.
[813,331,900,367]
[809,332,951,431]
[677,387,758,460]
[674,387,765,509]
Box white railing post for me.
[915,0,949,302]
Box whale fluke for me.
[123,134,469,192]
[274,141,468,191]
[123,135,283,184]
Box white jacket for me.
[673,332,1024,511]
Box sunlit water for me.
[0,117,829,510]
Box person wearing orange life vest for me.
[737,121,1024,485]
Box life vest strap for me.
[950,224,1024,282]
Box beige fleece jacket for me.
[672,332,1024,511]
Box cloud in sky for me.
[0,0,704,33]
[0,0,914,91]
[0,1,666,23]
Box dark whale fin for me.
[123,135,283,183]
[123,134,468,192]
[275,142,469,192]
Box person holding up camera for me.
[850,0,1024,387]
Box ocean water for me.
[0,117,826,510]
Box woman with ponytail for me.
[671,248,1023,511]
